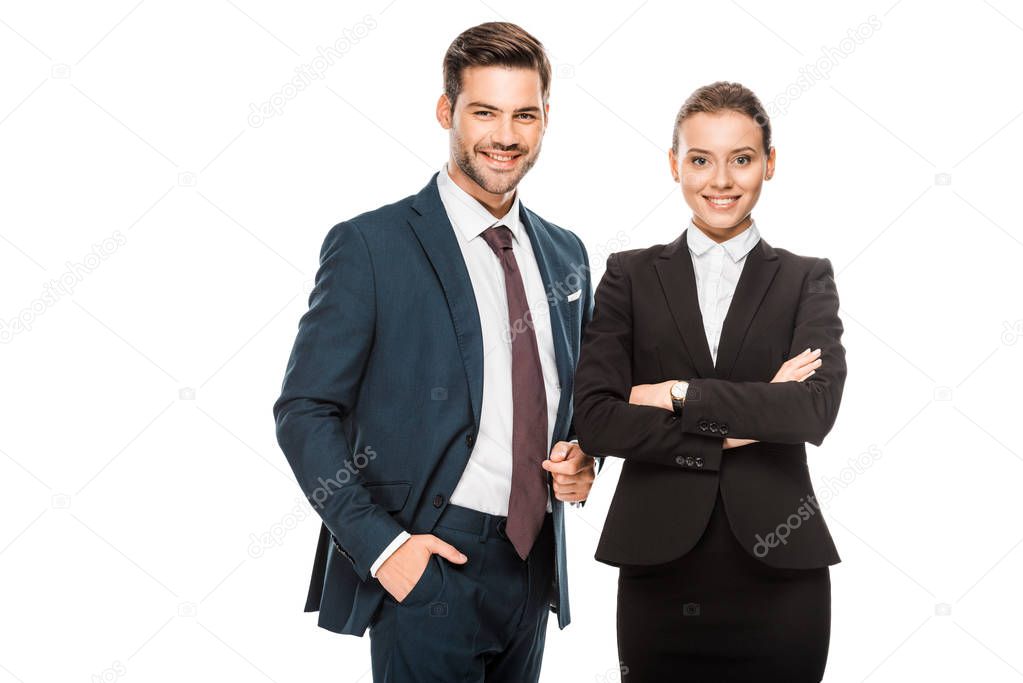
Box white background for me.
[2,1,1022,681]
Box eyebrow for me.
[686,146,758,155]
[465,101,542,114]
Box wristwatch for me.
[670,380,689,416]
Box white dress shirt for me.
[370,164,561,576]
[685,220,761,364]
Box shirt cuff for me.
[370,530,411,578]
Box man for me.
[273,21,598,682]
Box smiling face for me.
[437,65,547,214]
[669,110,775,242]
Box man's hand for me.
[542,441,596,503]
[376,534,467,603]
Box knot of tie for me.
[482,223,514,257]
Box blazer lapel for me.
[713,237,779,379]
[407,173,485,426]
[655,231,715,378]
[520,205,572,445]
[654,229,780,380]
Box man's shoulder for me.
[343,192,418,231]
[523,206,587,260]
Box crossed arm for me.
[573,252,846,469]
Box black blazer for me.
[573,229,845,569]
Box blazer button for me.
[698,420,709,432]
[708,421,718,432]
[719,425,729,435]
[695,457,704,467]
[433,494,445,508]
[466,433,475,447]
[685,456,695,466]
[675,456,685,466]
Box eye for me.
[516,113,536,120]
[690,157,707,166]
[734,155,752,165]
[474,110,493,117]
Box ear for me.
[764,146,776,180]
[668,148,680,183]
[436,94,453,130]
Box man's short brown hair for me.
[672,81,772,154]
[443,22,551,110]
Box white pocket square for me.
[567,289,582,302]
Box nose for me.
[490,113,517,148]
[712,162,733,190]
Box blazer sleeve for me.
[273,221,405,581]
[572,251,725,471]
[680,257,847,447]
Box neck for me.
[446,158,516,219]
[691,215,753,243]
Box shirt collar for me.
[686,220,761,263]
[436,162,523,245]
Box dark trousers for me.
[369,504,555,682]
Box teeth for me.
[707,196,738,206]
[485,152,515,161]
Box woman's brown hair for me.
[672,81,771,154]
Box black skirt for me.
[617,487,831,683]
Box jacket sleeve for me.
[572,251,724,471]
[273,221,405,581]
[680,257,847,446]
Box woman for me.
[573,81,846,682]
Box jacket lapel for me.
[655,231,715,378]
[713,236,779,378]
[520,205,572,444]
[654,228,779,380]
[407,173,485,426]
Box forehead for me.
[679,111,763,152]
[457,65,544,107]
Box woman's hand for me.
[772,348,821,382]
[629,380,755,450]
[628,380,675,412]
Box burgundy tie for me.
[481,223,549,560]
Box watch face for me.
[671,383,686,399]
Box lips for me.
[703,195,740,209]
[479,150,522,169]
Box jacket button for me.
[708,421,718,432]
[698,420,709,431]
[466,433,475,447]
[433,494,445,508]
[695,457,704,467]
[719,425,729,435]
[685,456,695,466]
[675,456,685,466]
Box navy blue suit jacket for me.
[273,172,594,635]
